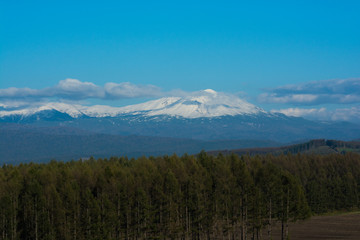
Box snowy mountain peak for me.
[202,89,217,95]
[0,90,267,120]
[113,90,265,118]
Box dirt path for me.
[270,212,360,240]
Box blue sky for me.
[1,1,360,122]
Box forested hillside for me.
[1,152,359,240]
[209,139,360,156]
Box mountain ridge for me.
[0,89,266,119]
[208,139,360,156]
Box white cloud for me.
[330,107,360,122]
[260,78,360,105]
[0,78,163,101]
[339,94,360,103]
[0,87,39,98]
[259,93,318,104]
[54,78,104,98]
[271,107,328,119]
[0,100,33,109]
[271,106,360,123]
[104,82,162,98]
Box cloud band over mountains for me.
[0,79,162,101]
[260,78,360,123]
[271,106,360,122]
[259,78,360,105]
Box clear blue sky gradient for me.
[1,1,360,107]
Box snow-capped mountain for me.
[0,102,84,118]
[112,89,266,118]
[0,89,266,119]
[2,89,360,144]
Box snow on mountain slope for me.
[0,89,266,119]
[0,102,85,118]
[115,89,265,118]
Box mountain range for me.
[1,89,360,163]
[0,89,263,119]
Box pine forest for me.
[1,152,359,240]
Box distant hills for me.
[0,123,279,164]
[1,123,359,164]
[208,139,360,156]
